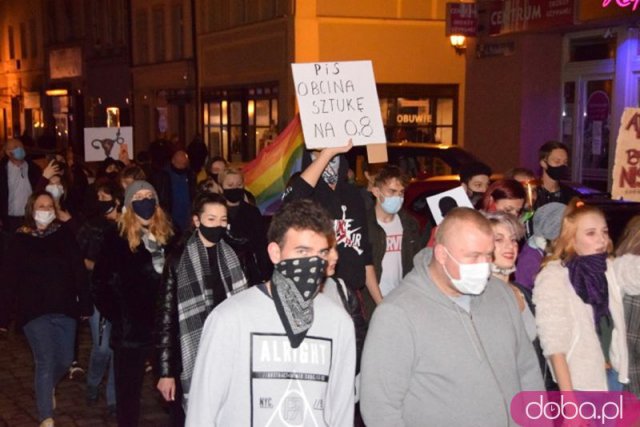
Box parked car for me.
[347,142,640,243]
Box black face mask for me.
[546,164,570,181]
[105,171,119,181]
[97,200,116,216]
[223,188,244,203]
[199,224,226,244]
[131,198,157,220]
[469,191,485,206]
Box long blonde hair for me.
[616,215,640,256]
[118,205,173,251]
[542,198,612,266]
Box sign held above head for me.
[291,60,387,151]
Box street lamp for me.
[450,34,467,55]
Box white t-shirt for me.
[377,215,403,297]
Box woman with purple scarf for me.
[533,198,640,391]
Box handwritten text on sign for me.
[612,109,640,201]
[291,61,386,149]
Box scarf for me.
[19,221,62,237]
[491,264,516,276]
[565,252,610,326]
[271,256,327,348]
[176,231,247,401]
[141,231,165,274]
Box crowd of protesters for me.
[2,135,640,427]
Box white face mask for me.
[442,246,491,295]
[46,184,64,201]
[34,210,56,227]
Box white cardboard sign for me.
[291,60,387,149]
[612,108,640,201]
[84,127,133,162]
[426,186,474,225]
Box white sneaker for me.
[39,417,54,427]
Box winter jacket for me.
[0,223,91,327]
[534,255,640,390]
[92,228,164,348]
[366,208,424,283]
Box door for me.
[562,75,613,192]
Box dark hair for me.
[373,164,409,188]
[269,199,334,248]
[504,167,536,181]
[481,179,526,211]
[538,141,569,162]
[192,191,228,217]
[96,181,124,206]
[23,190,56,229]
[206,156,228,173]
[459,161,492,185]
[120,164,146,181]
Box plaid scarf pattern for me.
[176,231,247,401]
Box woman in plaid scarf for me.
[155,192,248,422]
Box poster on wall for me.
[611,108,640,201]
[84,127,134,162]
[291,60,387,149]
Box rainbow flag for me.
[244,115,304,215]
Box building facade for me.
[130,0,196,153]
[195,0,467,162]
[464,0,640,191]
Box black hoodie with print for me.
[283,151,373,291]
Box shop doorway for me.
[562,75,613,191]
[562,30,617,192]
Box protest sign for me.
[427,186,474,225]
[84,127,133,162]
[291,60,386,149]
[612,108,640,201]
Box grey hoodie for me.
[360,248,544,426]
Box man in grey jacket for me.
[360,207,543,426]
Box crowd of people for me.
[1,136,640,427]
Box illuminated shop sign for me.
[601,0,639,11]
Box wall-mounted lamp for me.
[45,89,68,96]
[450,35,467,55]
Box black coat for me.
[0,224,91,327]
[92,228,164,348]
[227,201,272,284]
[0,157,42,228]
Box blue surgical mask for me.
[12,147,26,161]
[380,195,404,215]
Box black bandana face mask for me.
[271,256,327,348]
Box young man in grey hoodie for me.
[360,207,544,426]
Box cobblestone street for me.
[0,322,171,427]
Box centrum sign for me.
[602,0,639,11]
[488,0,575,35]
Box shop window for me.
[8,26,15,60]
[135,10,149,64]
[171,4,183,60]
[19,23,27,59]
[570,36,616,62]
[203,84,279,162]
[378,84,458,145]
[152,7,165,62]
[29,19,37,58]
